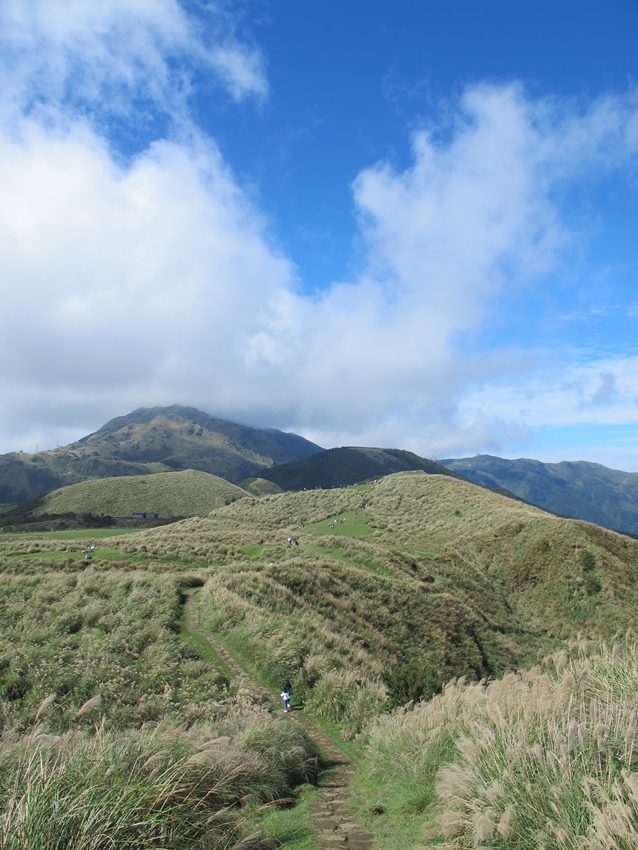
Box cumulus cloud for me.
[0,120,294,399]
[0,3,637,464]
[244,83,638,452]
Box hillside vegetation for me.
[33,469,249,519]
[2,470,638,847]
[239,477,284,497]
[4,406,638,541]
[442,454,638,537]
[360,633,638,849]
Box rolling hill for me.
[2,406,638,539]
[30,470,249,519]
[0,405,323,504]
[109,470,638,692]
[440,454,638,537]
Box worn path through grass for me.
[185,594,376,850]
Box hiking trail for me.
[186,595,375,849]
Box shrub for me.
[580,548,596,572]
[382,657,443,707]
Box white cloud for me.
[458,353,638,440]
[0,5,637,467]
[0,118,295,395]
[211,42,269,102]
[0,0,267,132]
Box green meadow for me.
[2,471,638,847]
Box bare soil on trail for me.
[187,596,375,849]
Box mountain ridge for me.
[1,406,638,538]
[0,405,323,504]
[440,454,638,537]
[259,445,465,491]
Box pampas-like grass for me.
[364,633,638,849]
[0,715,314,849]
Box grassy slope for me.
[3,470,638,848]
[239,476,284,497]
[356,634,638,849]
[5,471,637,715]
[33,469,250,518]
[101,472,638,715]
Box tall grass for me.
[360,634,638,849]
[0,570,233,732]
[4,472,638,847]
[0,707,316,849]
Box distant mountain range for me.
[1,406,637,538]
[440,455,638,538]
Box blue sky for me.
[1,0,637,470]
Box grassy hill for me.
[31,470,249,519]
[0,405,323,503]
[239,477,284,497]
[261,446,464,490]
[441,454,638,537]
[5,470,634,724]
[171,472,638,709]
[2,470,638,847]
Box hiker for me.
[281,684,291,712]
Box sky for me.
[1,0,637,470]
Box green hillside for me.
[173,472,638,704]
[33,469,249,518]
[441,454,638,537]
[239,476,284,497]
[2,470,638,848]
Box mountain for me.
[440,455,638,537]
[0,405,323,504]
[258,446,464,490]
[4,407,637,539]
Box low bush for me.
[382,656,443,707]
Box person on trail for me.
[281,685,291,712]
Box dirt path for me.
[186,596,375,849]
